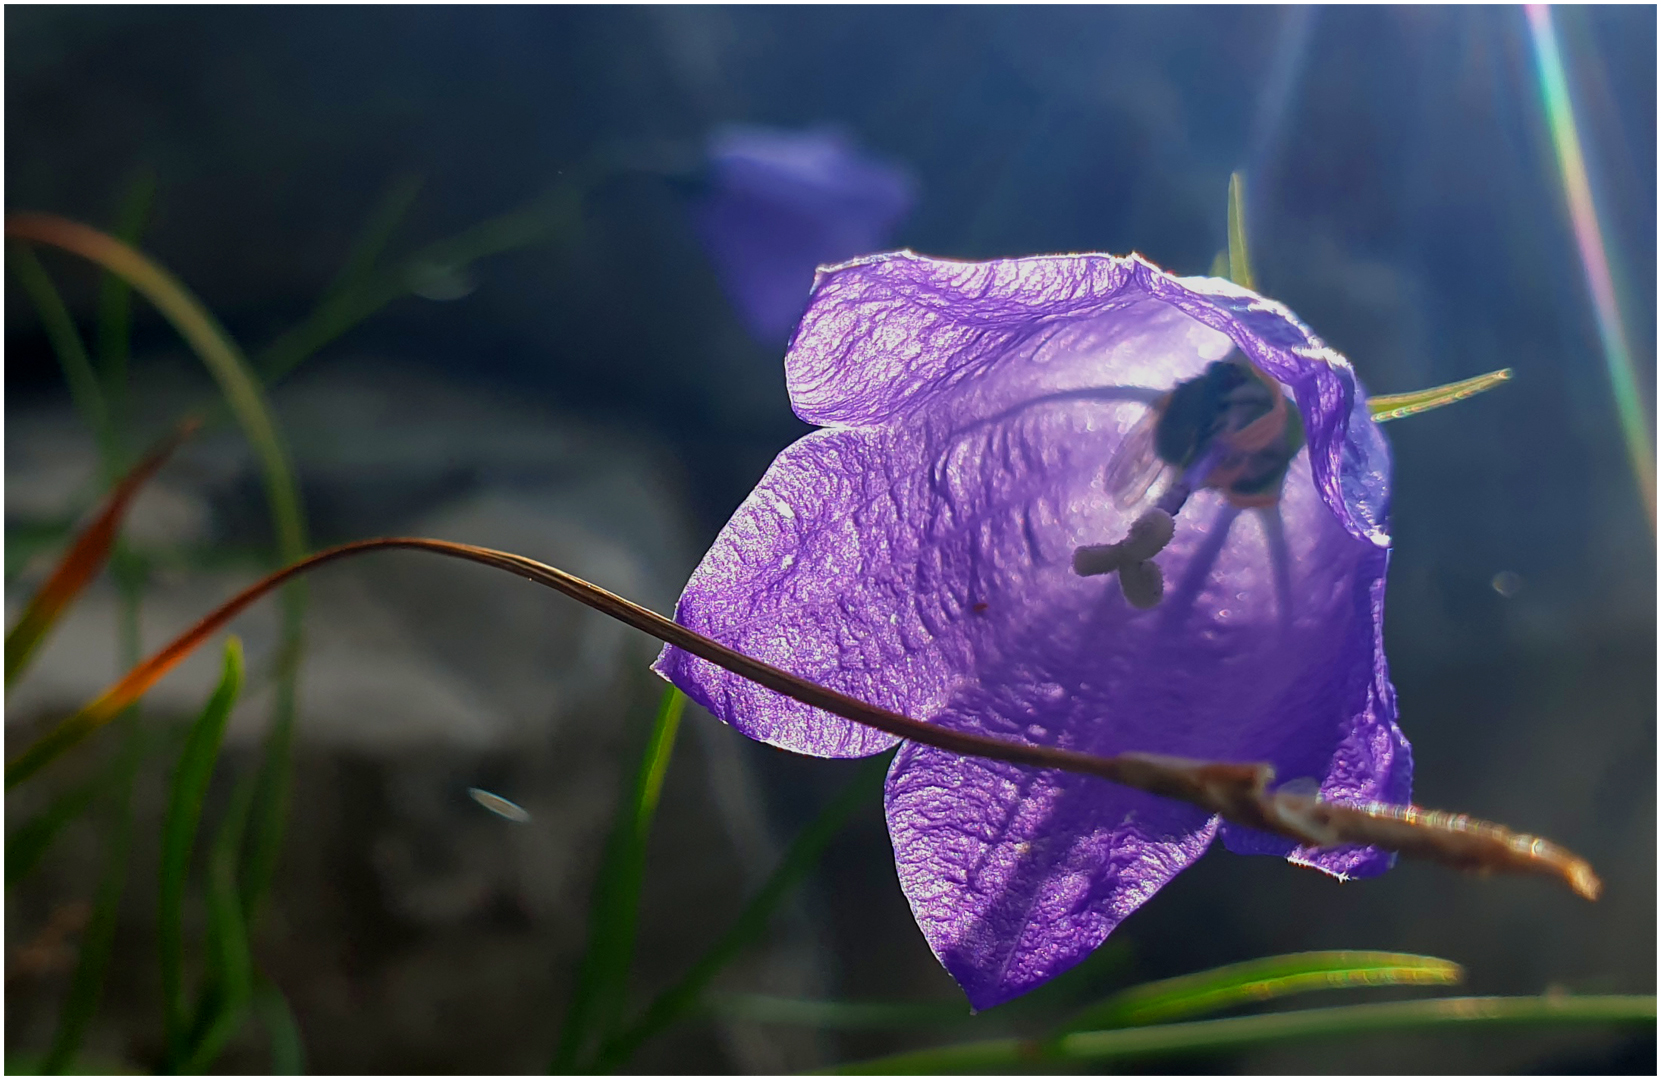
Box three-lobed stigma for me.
[1073,508,1176,609]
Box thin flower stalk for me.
[4,535,1601,904]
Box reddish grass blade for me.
[0,536,1604,901]
[4,417,201,687]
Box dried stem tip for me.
[1115,752,1604,901]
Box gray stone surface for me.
[5,359,830,1073]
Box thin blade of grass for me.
[551,685,687,1072]
[588,754,888,1073]
[175,766,258,1074]
[101,172,159,689]
[247,175,426,390]
[159,638,245,1057]
[254,977,306,1075]
[706,994,970,1031]
[986,938,1134,1023]
[255,179,584,384]
[826,994,1658,1074]
[95,169,156,440]
[39,720,145,1075]
[7,521,74,579]
[1054,950,1463,1036]
[8,243,112,471]
[1227,171,1256,290]
[5,214,308,565]
[327,174,425,298]
[1208,249,1229,279]
[1369,368,1514,421]
[7,775,108,889]
[5,418,199,689]
[674,944,1132,1035]
[109,543,148,676]
[5,1051,135,1075]
[5,213,311,940]
[235,661,299,926]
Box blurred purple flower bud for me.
[655,251,1410,1009]
[693,125,916,343]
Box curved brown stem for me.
[3,537,1602,900]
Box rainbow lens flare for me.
[1525,4,1656,530]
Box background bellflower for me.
[655,251,1411,1009]
[693,125,916,342]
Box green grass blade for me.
[1369,368,1514,422]
[6,520,74,580]
[176,767,259,1074]
[1054,950,1463,1036]
[826,1035,1023,1074]
[986,938,1134,1023]
[6,216,309,906]
[158,637,245,1056]
[706,994,971,1031]
[95,169,156,442]
[588,754,889,1073]
[6,215,308,564]
[1208,249,1229,279]
[551,685,687,1072]
[101,172,158,697]
[1227,171,1256,291]
[5,1051,135,1075]
[235,660,300,926]
[704,940,1121,1035]
[255,179,583,385]
[110,542,147,672]
[9,243,114,475]
[255,977,306,1075]
[39,721,145,1075]
[328,174,425,298]
[7,776,106,889]
[723,940,1128,1038]
[829,994,1658,1074]
[251,175,425,386]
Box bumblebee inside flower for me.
[1075,354,1307,608]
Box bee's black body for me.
[1153,359,1305,503]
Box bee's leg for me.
[1156,502,1243,629]
[1255,505,1294,635]
[1155,477,1194,517]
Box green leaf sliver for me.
[1369,369,1513,422]
[1055,950,1462,1035]
[157,637,245,1059]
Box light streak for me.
[1525,4,1655,530]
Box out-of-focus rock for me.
[7,359,688,749]
[5,358,830,1073]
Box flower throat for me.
[1072,357,1305,608]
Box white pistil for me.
[1072,508,1176,609]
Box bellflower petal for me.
[655,250,1411,1008]
[693,126,916,342]
[888,744,1217,1008]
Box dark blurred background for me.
[5,5,1655,1074]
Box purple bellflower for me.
[693,125,916,343]
[654,251,1410,1010]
